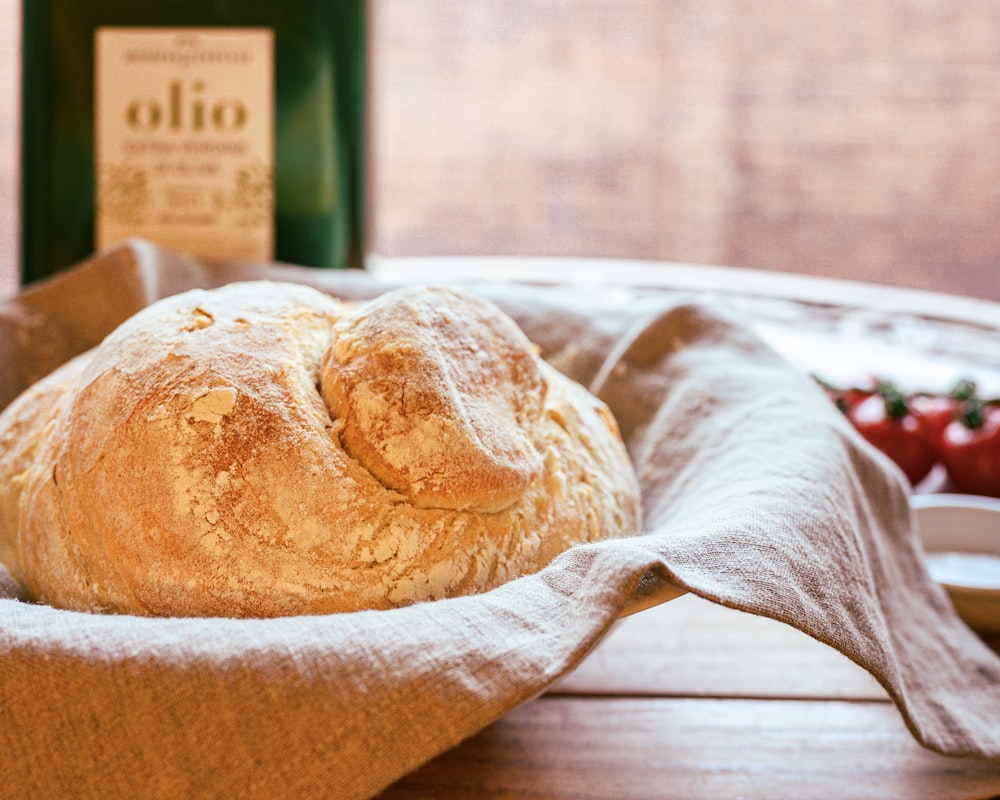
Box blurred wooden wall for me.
[371,0,1000,301]
[3,1,1000,301]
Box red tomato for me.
[824,375,878,414]
[939,404,1000,497]
[908,393,959,444]
[837,387,874,413]
[847,393,938,486]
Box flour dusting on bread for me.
[0,282,642,617]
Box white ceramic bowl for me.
[910,493,1000,633]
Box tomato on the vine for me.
[846,390,938,486]
[938,402,1000,498]
[909,380,976,445]
[908,394,959,442]
[818,375,1000,493]
[820,374,877,415]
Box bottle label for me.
[95,28,275,261]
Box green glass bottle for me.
[21,0,365,283]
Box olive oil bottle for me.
[21,0,365,283]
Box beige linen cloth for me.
[1,241,999,799]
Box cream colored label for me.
[95,28,274,261]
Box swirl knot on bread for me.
[0,282,642,617]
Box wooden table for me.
[367,257,1000,800]
[382,597,1000,800]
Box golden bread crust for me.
[0,282,642,617]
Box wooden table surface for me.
[382,598,1000,800]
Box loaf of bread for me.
[0,282,642,617]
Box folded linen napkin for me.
[1,241,998,800]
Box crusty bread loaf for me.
[0,282,642,617]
